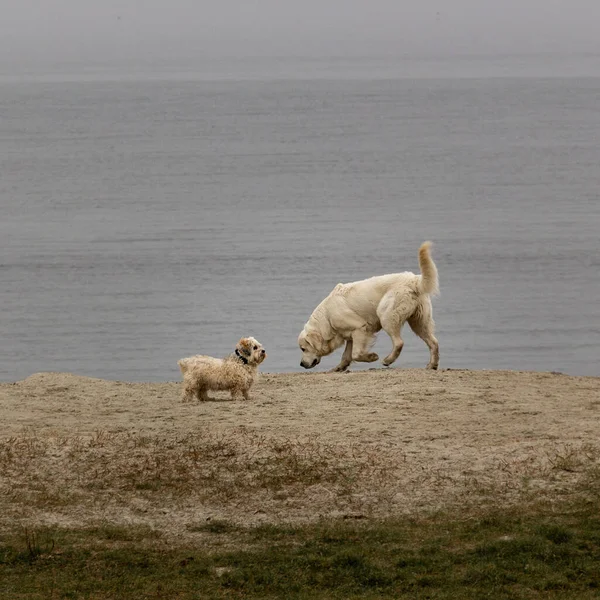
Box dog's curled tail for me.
[418,241,439,296]
[177,359,189,374]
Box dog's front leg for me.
[230,387,249,401]
[328,339,353,373]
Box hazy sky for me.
[1,0,599,63]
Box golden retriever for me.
[298,242,439,372]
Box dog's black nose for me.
[261,349,266,354]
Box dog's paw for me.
[328,364,350,373]
[365,352,379,363]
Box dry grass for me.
[2,427,600,542]
[1,370,600,597]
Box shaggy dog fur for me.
[298,241,440,372]
[178,337,266,401]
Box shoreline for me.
[1,365,595,386]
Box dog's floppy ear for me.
[237,337,252,356]
[305,330,323,352]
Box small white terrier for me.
[178,337,267,401]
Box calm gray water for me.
[2,56,599,381]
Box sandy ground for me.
[1,368,599,536]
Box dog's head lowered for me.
[298,327,331,369]
[235,337,267,366]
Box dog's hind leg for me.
[329,339,354,372]
[181,378,196,402]
[407,302,439,370]
[378,295,410,367]
[380,316,405,367]
[195,387,209,401]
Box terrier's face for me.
[236,337,267,366]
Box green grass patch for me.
[2,505,600,599]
